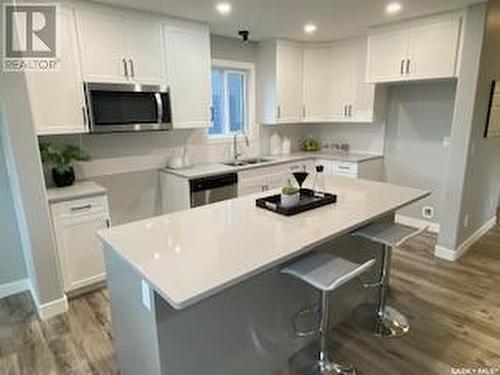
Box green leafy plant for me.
[39,142,89,173]
[281,180,300,196]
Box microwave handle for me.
[154,92,163,124]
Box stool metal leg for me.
[373,245,409,338]
[317,291,356,375]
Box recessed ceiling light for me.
[386,2,402,15]
[216,2,232,15]
[304,24,317,35]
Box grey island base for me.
[99,176,428,375]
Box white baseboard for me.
[0,278,30,299]
[395,214,440,234]
[27,281,68,320]
[36,294,68,320]
[435,216,497,261]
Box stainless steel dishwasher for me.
[189,173,238,208]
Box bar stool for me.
[282,252,375,375]
[352,221,427,338]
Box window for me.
[208,65,249,138]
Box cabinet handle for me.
[71,204,92,212]
[122,58,128,78]
[400,59,405,75]
[406,59,411,75]
[210,106,214,122]
[344,105,347,117]
[302,105,306,118]
[129,59,135,78]
[348,105,352,117]
[106,219,111,228]
[277,105,281,119]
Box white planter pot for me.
[281,193,300,208]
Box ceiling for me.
[95,0,484,42]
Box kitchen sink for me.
[223,157,274,167]
[223,160,249,167]
[243,157,273,164]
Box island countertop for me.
[98,176,428,310]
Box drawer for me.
[51,194,108,218]
[334,162,358,176]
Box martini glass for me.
[293,171,309,189]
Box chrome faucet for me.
[233,133,250,160]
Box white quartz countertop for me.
[161,152,382,179]
[46,181,107,203]
[98,176,427,310]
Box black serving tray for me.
[256,188,337,216]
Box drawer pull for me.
[71,204,92,212]
[338,166,351,170]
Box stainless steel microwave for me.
[84,83,172,133]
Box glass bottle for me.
[313,164,326,193]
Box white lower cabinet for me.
[315,158,382,180]
[238,161,315,196]
[50,194,110,293]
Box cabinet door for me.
[316,160,334,175]
[164,23,211,129]
[366,29,408,83]
[76,10,127,83]
[238,177,267,196]
[350,38,376,122]
[124,19,166,84]
[276,42,303,123]
[328,43,354,121]
[302,48,329,121]
[407,18,460,80]
[27,6,87,135]
[267,173,289,191]
[54,211,109,291]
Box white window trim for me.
[207,59,256,144]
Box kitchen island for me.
[98,176,428,375]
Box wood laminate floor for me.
[0,225,499,375]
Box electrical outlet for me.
[422,206,435,219]
[463,214,469,228]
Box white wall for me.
[458,1,500,244]
[0,72,64,306]
[438,4,488,252]
[384,82,456,224]
[0,132,27,285]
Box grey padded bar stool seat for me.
[353,221,427,338]
[282,252,375,375]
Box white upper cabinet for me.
[407,18,461,80]
[76,8,166,84]
[258,40,303,124]
[27,6,87,135]
[365,29,408,83]
[276,42,303,123]
[124,19,166,85]
[76,10,127,83]
[302,37,375,123]
[302,47,330,122]
[163,22,211,129]
[366,12,462,83]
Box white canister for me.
[269,132,282,156]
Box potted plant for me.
[281,181,300,208]
[39,143,89,187]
